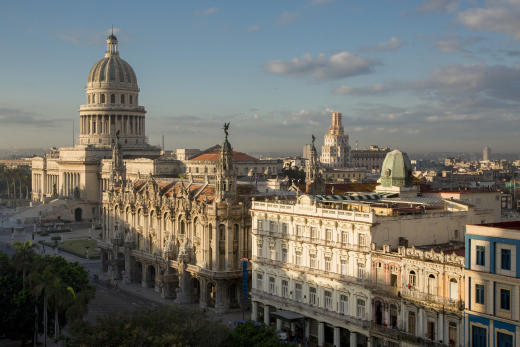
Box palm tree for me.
[29,266,58,347]
[47,277,75,341]
[12,240,39,290]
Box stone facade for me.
[99,131,254,313]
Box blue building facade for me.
[465,222,520,347]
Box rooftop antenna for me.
[162,135,165,151]
[72,119,75,147]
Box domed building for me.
[79,34,153,151]
[375,149,418,197]
[31,34,162,218]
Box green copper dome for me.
[380,149,413,187]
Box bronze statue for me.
[312,134,316,146]
[223,122,230,139]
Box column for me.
[366,335,371,347]
[318,322,324,347]
[226,224,232,271]
[276,318,282,331]
[350,331,357,347]
[141,264,149,288]
[305,320,310,339]
[333,327,340,347]
[251,301,258,321]
[438,313,444,344]
[418,308,425,338]
[264,305,270,326]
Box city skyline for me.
[1,0,520,153]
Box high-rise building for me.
[320,112,350,168]
[483,146,491,161]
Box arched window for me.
[101,94,105,103]
[111,94,115,104]
[180,220,185,235]
[409,271,416,287]
[91,94,95,103]
[219,224,226,240]
[87,94,90,104]
[450,278,458,301]
[428,274,437,295]
[121,94,125,104]
[129,95,133,104]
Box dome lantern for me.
[106,33,119,57]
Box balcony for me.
[400,287,463,311]
[254,228,370,252]
[252,289,371,330]
[370,322,445,346]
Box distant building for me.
[483,146,491,161]
[465,221,520,347]
[351,145,391,172]
[176,148,201,161]
[320,112,350,168]
[302,144,312,161]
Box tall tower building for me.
[483,146,491,161]
[320,111,350,168]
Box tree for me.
[11,240,39,289]
[220,321,291,347]
[68,307,229,346]
[0,248,95,345]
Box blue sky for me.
[1,0,520,154]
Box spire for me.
[216,122,237,203]
[305,134,325,195]
[106,29,119,57]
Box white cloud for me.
[310,0,334,5]
[245,24,260,32]
[266,51,378,81]
[334,83,390,96]
[202,7,219,15]
[278,11,300,25]
[459,7,520,39]
[419,0,460,13]
[359,37,404,52]
[434,35,484,53]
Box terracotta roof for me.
[190,150,258,162]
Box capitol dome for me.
[86,34,138,90]
[79,33,150,150]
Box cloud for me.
[265,51,379,81]
[244,24,260,32]
[57,27,127,45]
[459,7,520,39]
[434,35,484,53]
[418,0,460,13]
[359,37,404,52]
[334,83,392,96]
[202,7,219,15]
[310,0,334,5]
[278,11,300,25]
[0,107,65,127]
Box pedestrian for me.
[42,244,46,254]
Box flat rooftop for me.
[477,221,520,231]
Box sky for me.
[1,0,520,155]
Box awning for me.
[271,310,305,321]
